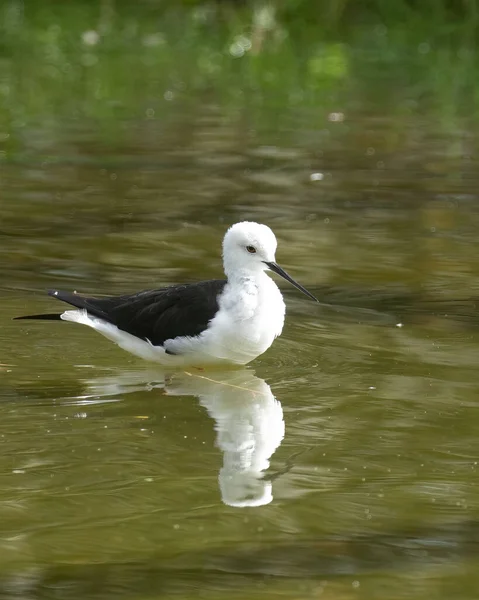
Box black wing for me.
[48,280,227,346]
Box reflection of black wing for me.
[48,280,226,346]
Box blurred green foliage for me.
[0,0,477,152]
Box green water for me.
[2,1,479,598]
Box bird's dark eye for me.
[246,245,257,254]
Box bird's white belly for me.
[177,275,286,365]
[205,315,278,363]
[62,308,279,367]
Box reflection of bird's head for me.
[219,470,273,508]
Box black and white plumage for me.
[15,222,318,366]
[47,281,226,347]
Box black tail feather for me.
[14,290,94,322]
[48,289,91,311]
[14,313,62,321]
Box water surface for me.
[2,4,479,599]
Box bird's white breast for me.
[191,272,286,364]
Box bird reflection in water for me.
[80,368,285,508]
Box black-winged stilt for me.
[15,222,318,366]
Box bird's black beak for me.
[264,262,318,302]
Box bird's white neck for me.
[226,268,270,287]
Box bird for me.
[15,221,318,366]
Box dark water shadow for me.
[3,519,479,599]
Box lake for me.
[1,2,479,598]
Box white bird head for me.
[222,221,277,276]
[222,221,318,301]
